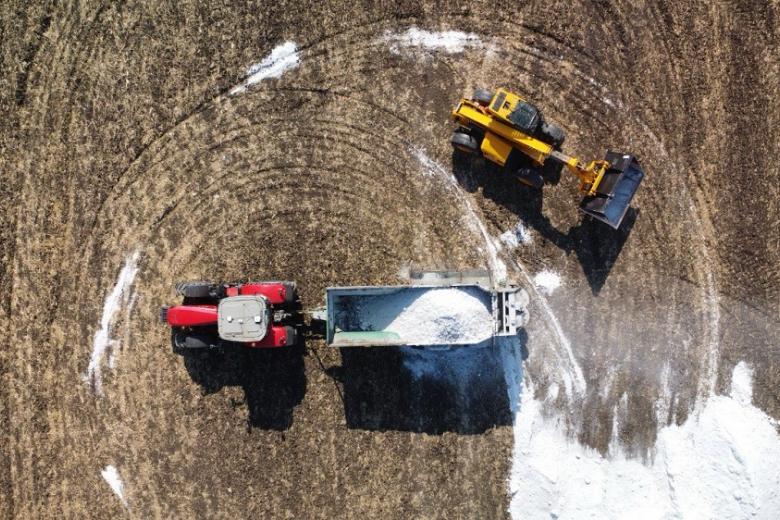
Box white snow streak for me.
[85,251,140,396]
[730,361,753,406]
[508,363,780,519]
[229,41,299,95]
[101,465,129,509]
[634,119,721,398]
[410,146,507,283]
[533,270,562,295]
[380,27,487,55]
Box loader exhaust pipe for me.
[578,151,645,229]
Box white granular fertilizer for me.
[230,41,300,95]
[533,270,561,295]
[353,287,493,345]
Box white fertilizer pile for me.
[533,270,561,295]
[508,362,780,519]
[352,287,493,345]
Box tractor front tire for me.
[175,281,214,298]
[473,88,494,106]
[451,132,479,154]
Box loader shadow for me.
[180,341,306,431]
[329,333,527,435]
[453,152,637,295]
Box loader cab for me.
[489,89,541,134]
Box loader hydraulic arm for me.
[549,150,610,196]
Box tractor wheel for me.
[172,331,221,354]
[282,282,297,305]
[175,281,214,298]
[451,132,479,154]
[473,88,494,106]
[540,122,566,148]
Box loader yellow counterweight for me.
[450,88,645,229]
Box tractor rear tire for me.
[282,282,297,305]
[451,132,479,154]
[173,331,221,354]
[175,281,214,298]
[540,122,566,148]
[473,89,494,106]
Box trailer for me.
[325,270,528,348]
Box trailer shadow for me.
[331,332,527,435]
[180,341,306,431]
[453,151,637,295]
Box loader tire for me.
[451,132,479,154]
[473,89,494,106]
[175,281,214,298]
[540,122,565,148]
[517,168,545,190]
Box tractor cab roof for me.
[217,295,270,342]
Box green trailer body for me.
[325,270,529,348]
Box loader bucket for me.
[579,151,644,229]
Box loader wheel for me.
[175,281,214,298]
[451,132,479,154]
[540,122,566,148]
[517,168,545,190]
[473,89,494,106]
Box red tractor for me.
[160,281,298,353]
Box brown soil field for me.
[1,1,778,518]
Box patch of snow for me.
[230,41,299,95]
[508,363,780,519]
[381,27,486,55]
[101,465,128,509]
[348,287,493,345]
[85,250,141,396]
[499,222,532,248]
[533,270,561,295]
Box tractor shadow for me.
[453,151,637,295]
[180,340,306,431]
[328,332,527,435]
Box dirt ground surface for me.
[1,1,779,518]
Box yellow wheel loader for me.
[450,88,645,229]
